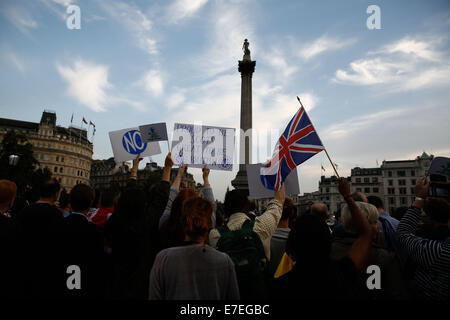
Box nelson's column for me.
[231,39,255,192]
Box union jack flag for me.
[261,105,324,191]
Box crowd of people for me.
[0,152,449,300]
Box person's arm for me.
[338,177,373,272]
[201,165,216,228]
[158,164,187,229]
[128,153,142,186]
[161,152,173,183]
[397,177,445,268]
[254,184,285,241]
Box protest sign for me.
[139,123,168,142]
[247,163,300,199]
[109,127,161,162]
[428,157,450,182]
[171,123,235,171]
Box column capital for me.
[238,60,256,76]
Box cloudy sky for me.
[1,0,450,201]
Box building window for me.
[364,177,370,183]
[356,188,362,192]
[54,167,58,173]
[399,188,407,195]
[372,177,378,183]
[388,180,393,186]
[364,187,370,193]
[411,179,416,185]
[61,157,64,162]
[399,179,406,186]
[411,170,415,176]
[326,187,329,193]
[388,188,395,195]
[356,178,361,183]
[397,170,406,177]
[400,197,407,205]
[56,156,59,162]
[373,187,379,193]
[411,188,414,194]
[389,197,395,205]
[40,154,44,160]
[388,171,392,177]
[59,167,63,173]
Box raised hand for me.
[338,177,351,198]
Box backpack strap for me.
[241,218,255,230]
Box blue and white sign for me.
[171,123,235,171]
[109,126,161,162]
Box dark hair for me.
[392,206,408,221]
[100,189,116,208]
[286,214,331,265]
[40,178,60,198]
[367,195,384,209]
[224,189,249,217]
[58,189,70,209]
[70,184,94,212]
[281,197,296,221]
[182,197,213,241]
[167,188,198,245]
[424,198,450,224]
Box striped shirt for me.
[396,206,450,300]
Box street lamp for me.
[9,154,19,166]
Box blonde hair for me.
[341,201,379,234]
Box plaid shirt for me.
[208,199,283,260]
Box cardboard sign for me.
[109,127,161,162]
[171,123,235,171]
[247,163,300,199]
[139,122,168,142]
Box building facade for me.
[350,167,383,199]
[90,158,196,191]
[0,111,93,191]
[380,152,433,214]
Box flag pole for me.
[296,96,340,178]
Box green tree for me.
[0,130,51,200]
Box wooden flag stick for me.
[296,96,340,178]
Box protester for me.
[104,153,171,299]
[351,191,368,203]
[368,195,399,251]
[62,183,105,298]
[16,178,65,298]
[159,163,215,248]
[331,200,407,299]
[268,197,296,277]
[209,185,285,300]
[271,178,373,300]
[396,177,450,300]
[149,197,239,300]
[0,180,22,298]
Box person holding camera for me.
[396,176,450,300]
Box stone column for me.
[231,39,255,192]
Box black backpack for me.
[216,219,268,300]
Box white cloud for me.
[1,48,26,73]
[99,0,158,55]
[166,89,187,109]
[192,0,255,77]
[140,69,164,96]
[298,34,356,60]
[56,59,111,112]
[166,0,209,24]
[334,35,450,92]
[3,6,38,34]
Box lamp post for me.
[9,154,19,166]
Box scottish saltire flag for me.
[261,105,324,191]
